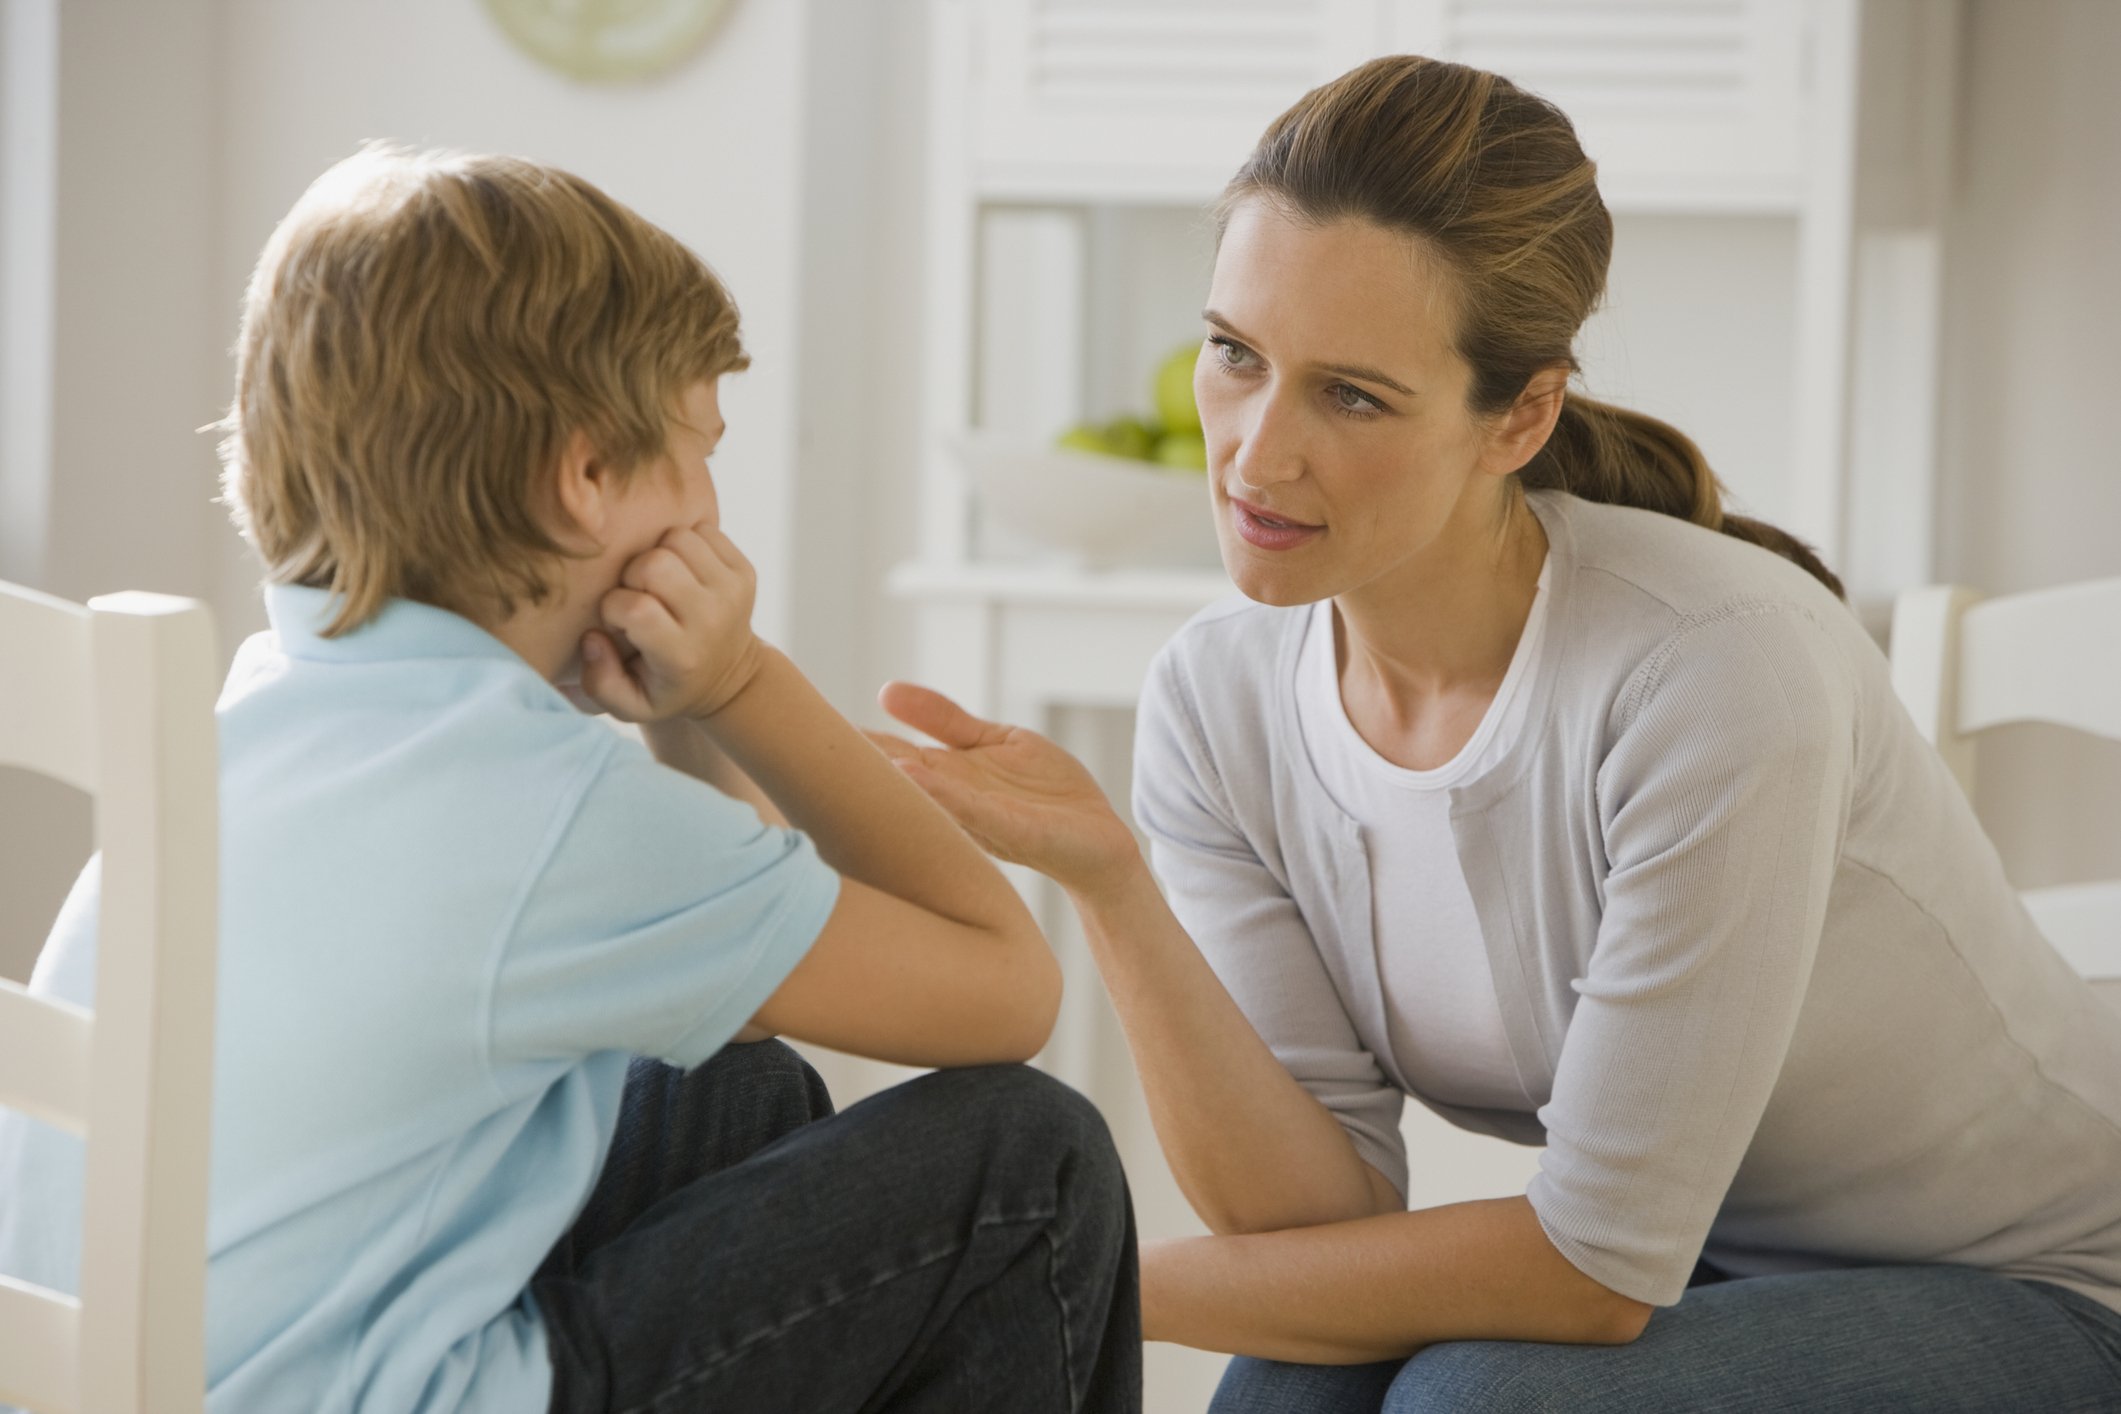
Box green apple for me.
[1056,422,1115,456]
[1106,415,1158,461]
[1154,430,1208,471]
[1153,343,1202,436]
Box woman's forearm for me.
[1142,1194,1652,1362]
[1071,863,1402,1234]
[704,648,1036,937]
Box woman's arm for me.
[876,682,1651,1348]
[875,683,1400,1229]
[1072,861,1403,1234]
[1142,1195,1652,1362]
[1077,864,1650,1352]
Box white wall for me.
[2,0,225,982]
[1931,0,2121,888]
[208,0,816,650]
[0,0,56,588]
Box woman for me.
[874,56,2121,1411]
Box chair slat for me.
[1888,585,1981,793]
[2023,881,2121,984]
[1957,578,2121,741]
[76,595,220,1414]
[0,981,91,1136]
[0,1276,82,1413]
[0,583,95,791]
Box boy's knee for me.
[934,1064,1124,1190]
[687,1037,833,1121]
[705,1035,808,1082]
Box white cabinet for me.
[1400,0,1811,210]
[966,0,1381,202]
[964,0,1813,208]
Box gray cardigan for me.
[1131,489,2121,1312]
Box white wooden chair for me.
[1890,577,2121,1010]
[0,581,219,1414]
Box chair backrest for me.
[1890,578,2121,1009]
[0,580,218,1414]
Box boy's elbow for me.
[998,930,1063,1062]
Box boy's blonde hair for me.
[219,143,749,636]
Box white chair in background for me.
[0,581,219,1414]
[1890,577,2121,1010]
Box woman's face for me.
[1196,198,1505,607]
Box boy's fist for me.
[578,521,764,723]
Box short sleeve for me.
[1132,647,1410,1199]
[1528,607,1855,1306]
[491,743,841,1072]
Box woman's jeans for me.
[532,1040,1142,1412]
[1210,1253,2121,1413]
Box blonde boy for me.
[0,145,1139,1413]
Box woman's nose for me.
[1227,391,1304,488]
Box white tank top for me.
[1294,557,1552,1112]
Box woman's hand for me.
[577,521,767,723]
[871,683,1144,900]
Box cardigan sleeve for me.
[1527,604,1857,1306]
[1132,644,1412,1201]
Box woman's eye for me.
[1209,336,1254,369]
[1330,383,1379,416]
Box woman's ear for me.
[549,428,609,552]
[1484,366,1570,477]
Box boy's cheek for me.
[694,468,720,528]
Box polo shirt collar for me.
[264,584,527,667]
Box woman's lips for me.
[1228,495,1323,551]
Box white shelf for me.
[887,559,1230,612]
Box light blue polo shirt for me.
[0,585,841,1413]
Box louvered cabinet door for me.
[1390,0,1810,210]
[967,0,1391,202]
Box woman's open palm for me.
[871,682,1141,897]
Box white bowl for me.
[956,432,1224,570]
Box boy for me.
[0,145,1139,1412]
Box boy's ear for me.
[550,428,610,550]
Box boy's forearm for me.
[700,648,1034,934]
[641,716,786,826]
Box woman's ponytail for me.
[1523,394,1845,598]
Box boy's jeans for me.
[532,1040,1142,1413]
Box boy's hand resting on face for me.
[576,521,766,723]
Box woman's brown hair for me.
[1219,55,1843,597]
[220,143,751,636]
